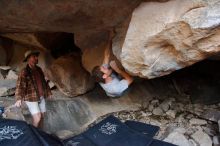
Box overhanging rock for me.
[117,0,220,78]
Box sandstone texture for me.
[117,0,220,78]
[47,53,95,97]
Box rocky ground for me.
[1,96,220,146]
[3,94,219,146]
[90,95,220,146]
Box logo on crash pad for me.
[66,140,80,146]
[0,126,24,141]
[99,122,118,135]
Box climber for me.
[92,32,133,97]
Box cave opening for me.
[35,32,81,59]
[162,58,220,105]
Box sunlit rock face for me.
[117,0,220,78]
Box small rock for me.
[195,126,203,131]
[159,101,170,112]
[189,118,207,126]
[0,87,8,96]
[55,130,74,139]
[153,107,163,116]
[148,104,154,111]
[191,129,212,146]
[140,111,152,117]
[186,114,194,120]
[149,119,162,127]
[6,70,18,80]
[175,114,185,123]
[166,110,176,118]
[139,117,150,123]
[188,139,197,146]
[164,131,191,146]
[48,81,55,89]
[185,128,196,136]
[194,105,204,113]
[203,126,217,136]
[173,127,186,134]
[151,99,159,106]
[194,111,203,117]
[213,135,220,146]
[160,119,169,125]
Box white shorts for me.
[25,97,46,115]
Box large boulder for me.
[47,53,95,97]
[114,0,220,78]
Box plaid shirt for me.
[15,65,52,102]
